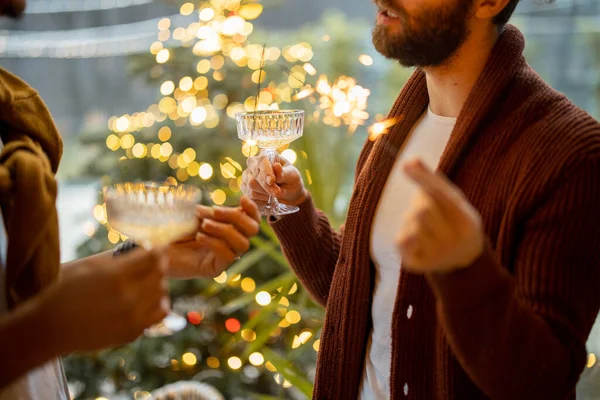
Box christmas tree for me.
[65,1,410,398]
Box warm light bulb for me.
[222,15,245,36]
[180,2,194,15]
[156,49,170,64]
[248,352,264,366]
[288,283,298,295]
[241,277,256,292]
[237,3,263,20]
[211,189,226,205]
[285,310,301,324]
[281,149,297,164]
[207,357,220,368]
[132,143,146,158]
[255,291,271,306]
[158,126,172,142]
[83,221,96,237]
[160,143,173,157]
[120,134,135,149]
[106,134,120,151]
[182,352,197,366]
[190,107,208,124]
[160,81,175,96]
[313,339,320,352]
[227,357,242,370]
[359,54,374,66]
[179,76,193,92]
[299,330,313,344]
[303,63,317,75]
[199,163,214,180]
[150,41,163,55]
[115,116,130,132]
[187,161,200,176]
[199,7,215,21]
[241,329,257,342]
[214,271,227,284]
[225,318,241,333]
[108,230,120,244]
[93,205,105,222]
[230,46,246,61]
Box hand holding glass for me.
[104,182,200,337]
[236,110,304,216]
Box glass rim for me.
[235,109,304,118]
[103,182,201,199]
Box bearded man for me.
[239,0,600,398]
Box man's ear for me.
[472,0,512,21]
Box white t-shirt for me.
[359,108,456,399]
[0,138,70,400]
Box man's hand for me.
[241,149,308,206]
[167,196,261,279]
[397,159,485,274]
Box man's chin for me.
[372,34,402,61]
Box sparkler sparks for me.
[368,117,401,141]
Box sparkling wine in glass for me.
[236,109,304,216]
[104,182,201,337]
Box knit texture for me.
[270,25,600,400]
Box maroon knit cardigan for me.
[270,25,600,399]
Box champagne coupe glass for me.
[104,182,201,337]
[236,110,304,216]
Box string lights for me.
[25,0,154,14]
[0,14,193,58]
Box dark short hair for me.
[492,0,520,25]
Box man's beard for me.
[372,1,472,68]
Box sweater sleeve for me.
[426,156,600,399]
[268,138,374,307]
[269,194,342,307]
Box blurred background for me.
[1,0,599,398]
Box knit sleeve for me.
[269,194,342,307]
[268,137,374,307]
[426,155,600,399]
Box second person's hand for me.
[40,248,170,354]
[167,196,261,279]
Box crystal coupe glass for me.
[236,110,304,216]
[104,182,200,337]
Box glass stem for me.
[265,148,278,207]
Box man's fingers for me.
[273,163,285,181]
[250,191,270,202]
[404,159,463,217]
[246,155,262,169]
[409,192,447,240]
[248,177,272,195]
[257,157,279,192]
[241,183,270,202]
